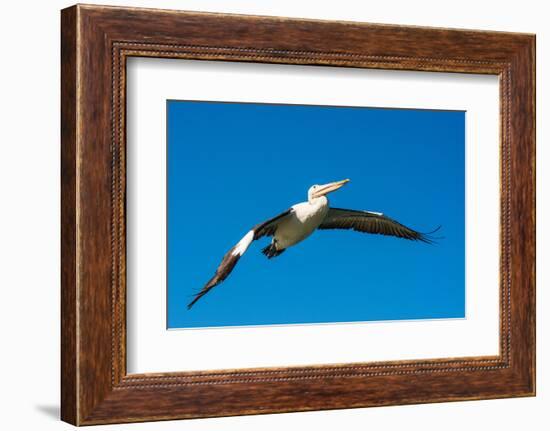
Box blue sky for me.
[167,100,465,329]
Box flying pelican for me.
[188,179,438,309]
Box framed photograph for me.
[61,4,535,425]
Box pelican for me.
[188,179,438,309]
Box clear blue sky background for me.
[167,100,465,329]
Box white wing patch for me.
[231,230,254,256]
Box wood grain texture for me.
[60,4,535,425]
[60,5,78,425]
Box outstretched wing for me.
[319,208,438,243]
[187,208,294,309]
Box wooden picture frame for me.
[61,4,535,425]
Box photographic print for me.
[61,6,535,423]
[167,100,465,329]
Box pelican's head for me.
[308,179,350,203]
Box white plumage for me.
[231,230,254,256]
[275,197,329,249]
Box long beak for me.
[314,179,350,198]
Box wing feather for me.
[319,207,438,243]
[187,208,293,309]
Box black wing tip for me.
[186,280,216,310]
[187,290,209,310]
[186,292,204,310]
[426,225,443,235]
[187,251,242,310]
[417,225,443,244]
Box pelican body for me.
[188,179,437,309]
[261,180,345,257]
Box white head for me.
[307,179,350,204]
